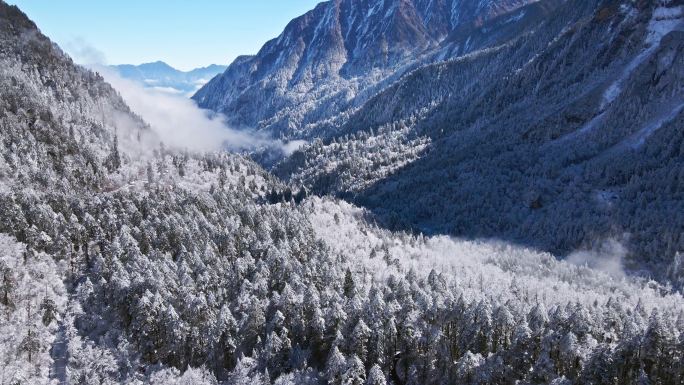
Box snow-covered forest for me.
[0,0,683,384]
[274,0,684,286]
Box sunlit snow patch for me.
[600,6,684,110]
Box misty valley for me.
[1,1,684,385]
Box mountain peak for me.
[111,61,227,95]
[138,60,176,70]
[193,0,539,136]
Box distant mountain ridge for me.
[112,61,226,95]
[193,0,535,137]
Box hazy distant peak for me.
[110,61,227,96]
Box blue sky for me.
[7,0,322,70]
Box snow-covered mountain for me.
[1,1,684,384]
[112,61,226,95]
[193,0,536,137]
[197,0,684,283]
[0,1,157,191]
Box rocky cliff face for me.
[193,0,535,138]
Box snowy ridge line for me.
[549,111,606,146]
[600,45,659,111]
[628,101,684,149]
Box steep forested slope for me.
[1,2,683,385]
[0,1,156,193]
[275,0,684,284]
[193,0,536,138]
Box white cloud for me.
[63,37,108,65]
[282,140,308,156]
[566,238,628,278]
[61,38,305,156]
[149,86,184,95]
[94,66,281,153]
